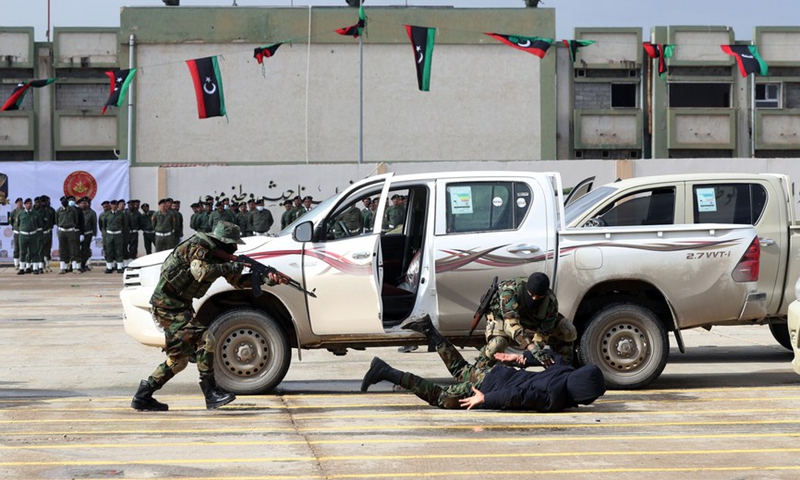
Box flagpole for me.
[750,42,756,158]
[127,34,135,166]
[358,0,364,165]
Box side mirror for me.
[293,221,313,242]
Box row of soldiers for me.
[9,195,97,275]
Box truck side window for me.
[445,182,531,234]
[693,183,767,225]
[590,188,675,227]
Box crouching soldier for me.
[131,221,287,412]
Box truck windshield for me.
[563,186,616,226]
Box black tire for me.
[209,308,291,395]
[578,303,668,390]
[769,322,792,351]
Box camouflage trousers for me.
[400,341,489,409]
[146,307,215,390]
[480,316,577,367]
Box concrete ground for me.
[1,266,799,479]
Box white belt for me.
[43,228,52,233]
[83,231,94,236]
[19,231,36,235]
[130,229,139,233]
[12,230,18,234]
[58,227,78,232]
[143,230,155,234]
[106,230,122,235]
[155,232,173,237]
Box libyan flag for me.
[102,69,136,115]
[336,6,366,38]
[1,78,55,112]
[405,25,435,92]
[562,39,596,63]
[186,56,226,119]
[254,43,282,64]
[643,43,674,77]
[721,45,768,77]
[486,33,554,59]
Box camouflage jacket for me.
[150,232,250,310]
[489,277,560,345]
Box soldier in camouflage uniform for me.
[130,221,286,412]
[361,314,605,412]
[479,273,577,367]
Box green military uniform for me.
[281,208,294,230]
[362,208,375,232]
[132,222,276,412]
[189,210,200,233]
[332,205,363,238]
[141,209,155,255]
[481,277,577,365]
[235,210,249,237]
[208,208,235,231]
[10,204,22,268]
[56,203,82,272]
[17,206,43,273]
[248,208,274,235]
[384,203,406,230]
[172,209,184,244]
[197,210,211,233]
[39,203,56,270]
[102,209,126,271]
[126,208,143,263]
[292,206,307,222]
[152,210,176,252]
[81,206,98,270]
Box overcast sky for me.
[9,0,800,41]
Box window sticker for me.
[492,196,503,207]
[517,198,527,208]
[449,186,474,214]
[696,188,717,212]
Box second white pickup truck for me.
[122,171,764,391]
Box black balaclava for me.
[524,272,549,308]
[565,364,607,405]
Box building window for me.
[755,83,781,109]
[611,83,637,108]
[669,83,731,108]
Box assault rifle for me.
[468,276,498,337]
[212,249,316,298]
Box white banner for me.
[0,160,129,263]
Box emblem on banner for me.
[0,172,8,205]
[63,171,98,199]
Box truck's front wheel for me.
[209,308,291,395]
[578,303,668,390]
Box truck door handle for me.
[507,244,540,254]
[759,237,775,247]
[352,251,371,259]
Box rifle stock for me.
[468,276,499,337]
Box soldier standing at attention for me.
[17,198,43,275]
[130,221,288,412]
[280,200,294,230]
[152,199,177,252]
[125,200,143,266]
[290,196,304,222]
[200,201,213,233]
[248,199,274,236]
[56,195,82,274]
[140,203,155,255]
[188,203,201,233]
[39,195,57,272]
[10,197,23,270]
[79,197,97,272]
[208,201,235,231]
[361,196,374,232]
[103,200,126,273]
[171,200,184,244]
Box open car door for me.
[564,176,595,207]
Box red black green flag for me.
[101,69,136,115]
[643,43,674,77]
[562,39,596,63]
[721,45,768,77]
[405,25,436,92]
[1,78,55,112]
[486,33,555,59]
[335,6,366,38]
[254,43,282,64]
[186,56,226,119]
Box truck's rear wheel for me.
[209,308,291,395]
[769,322,792,351]
[578,303,668,390]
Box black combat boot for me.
[131,380,169,411]
[199,378,236,410]
[400,314,445,349]
[361,357,404,392]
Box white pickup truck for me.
[122,171,764,391]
